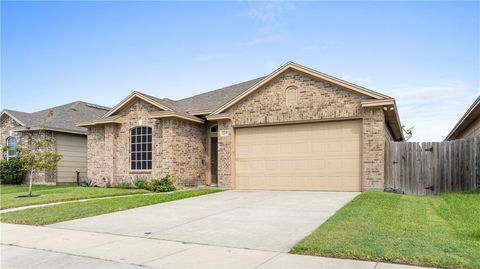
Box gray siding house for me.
[1,101,109,184]
[445,96,480,140]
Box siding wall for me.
[56,133,87,183]
[457,117,480,139]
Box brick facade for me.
[362,108,386,190]
[87,99,207,187]
[86,69,394,191]
[218,70,388,190]
[0,116,57,184]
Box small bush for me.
[117,181,133,189]
[0,158,25,184]
[146,175,176,192]
[134,179,147,189]
[80,178,94,187]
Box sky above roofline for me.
[1,1,479,142]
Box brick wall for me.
[218,69,388,190]
[217,120,233,187]
[362,108,386,190]
[87,99,207,187]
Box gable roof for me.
[102,62,393,118]
[103,91,174,118]
[212,61,391,115]
[1,101,110,135]
[445,96,480,141]
[85,61,401,139]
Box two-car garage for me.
[234,120,362,191]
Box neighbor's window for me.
[6,136,17,160]
[210,125,218,133]
[130,127,152,170]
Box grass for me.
[291,191,480,269]
[0,188,223,225]
[0,184,150,210]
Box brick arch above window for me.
[285,86,298,106]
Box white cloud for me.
[241,1,296,24]
[386,83,473,142]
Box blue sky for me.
[1,1,479,142]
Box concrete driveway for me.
[50,190,358,252]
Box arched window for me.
[210,125,218,133]
[130,127,152,170]
[6,137,17,160]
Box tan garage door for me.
[235,120,361,191]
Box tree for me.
[18,139,62,197]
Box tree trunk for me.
[28,169,34,197]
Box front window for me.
[130,127,152,170]
[6,137,17,160]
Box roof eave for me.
[150,111,205,124]
[361,99,404,141]
[0,110,27,126]
[12,126,87,135]
[206,113,231,121]
[445,96,480,141]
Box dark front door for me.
[211,137,218,185]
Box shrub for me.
[146,175,176,192]
[0,158,25,184]
[117,181,133,189]
[134,179,147,189]
[80,178,94,187]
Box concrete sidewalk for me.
[1,223,434,269]
[0,192,159,214]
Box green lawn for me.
[291,191,480,269]
[0,184,150,209]
[0,188,223,225]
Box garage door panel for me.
[235,120,361,191]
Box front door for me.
[211,137,218,185]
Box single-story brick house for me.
[445,95,480,140]
[80,62,403,191]
[0,101,110,184]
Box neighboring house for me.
[1,101,110,184]
[445,96,480,141]
[80,62,403,191]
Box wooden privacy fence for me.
[384,137,480,195]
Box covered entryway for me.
[234,120,362,191]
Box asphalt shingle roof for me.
[136,77,266,114]
[3,101,110,134]
[173,77,266,113]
